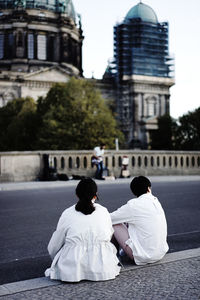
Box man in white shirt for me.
[110,176,169,265]
[92,144,105,179]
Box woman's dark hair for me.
[75,177,97,215]
[130,176,151,197]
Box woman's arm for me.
[47,227,66,259]
[47,211,68,259]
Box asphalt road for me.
[0,180,200,284]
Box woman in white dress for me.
[45,178,120,282]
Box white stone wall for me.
[0,152,41,182]
[0,150,200,182]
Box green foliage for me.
[150,114,177,150]
[0,77,124,151]
[2,76,199,151]
[150,108,200,150]
[174,107,200,150]
[37,78,124,150]
[0,97,37,151]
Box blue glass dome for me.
[0,0,76,21]
[125,2,158,23]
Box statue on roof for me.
[14,0,25,8]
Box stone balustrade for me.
[0,150,200,182]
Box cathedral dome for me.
[0,0,76,22]
[125,2,158,23]
[0,0,83,77]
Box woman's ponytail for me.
[75,178,97,215]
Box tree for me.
[150,114,177,150]
[36,77,124,150]
[0,97,37,151]
[174,107,200,150]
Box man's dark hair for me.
[75,177,97,215]
[100,143,105,147]
[130,176,151,197]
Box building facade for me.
[104,2,175,148]
[0,0,83,107]
[0,1,175,149]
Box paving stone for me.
[1,256,199,300]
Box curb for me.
[0,248,199,297]
[1,176,200,191]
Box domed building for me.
[0,0,83,106]
[104,1,175,148]
[0,1,175,149]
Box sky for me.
[72,0,200,119]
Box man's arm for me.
[110,202,134,225]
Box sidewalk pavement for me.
[1,175,200,191]
[0,176,200,299]
[0,248,199,299]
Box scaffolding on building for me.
[113,19,174,82]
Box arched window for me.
[147,97,157,116]
[0,34,4,59]
[37,34,46,60]
[16,31,23,47]
[6,33,14,58]
[28,33,34,59]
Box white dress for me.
[45,203,120,282]
[110,193,169,265]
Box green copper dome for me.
[125,2,158,23]
[0,0,76,21]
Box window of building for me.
[28,33,34,59]
[0,34,4,59]
[8,33,14,46]
[37,0,47,8]
[48,0,55,5]
[5,33,14,58]
[37,34,46,60]
[48,35,55,61]
[147,98,157,116]
[26,0,35,8]
[17,31,23,47]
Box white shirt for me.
[94,146,104,159]
[110,193,169,265]
[45,203,120,282]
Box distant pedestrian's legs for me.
[113,224,134,260]
[95,161,104,179]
